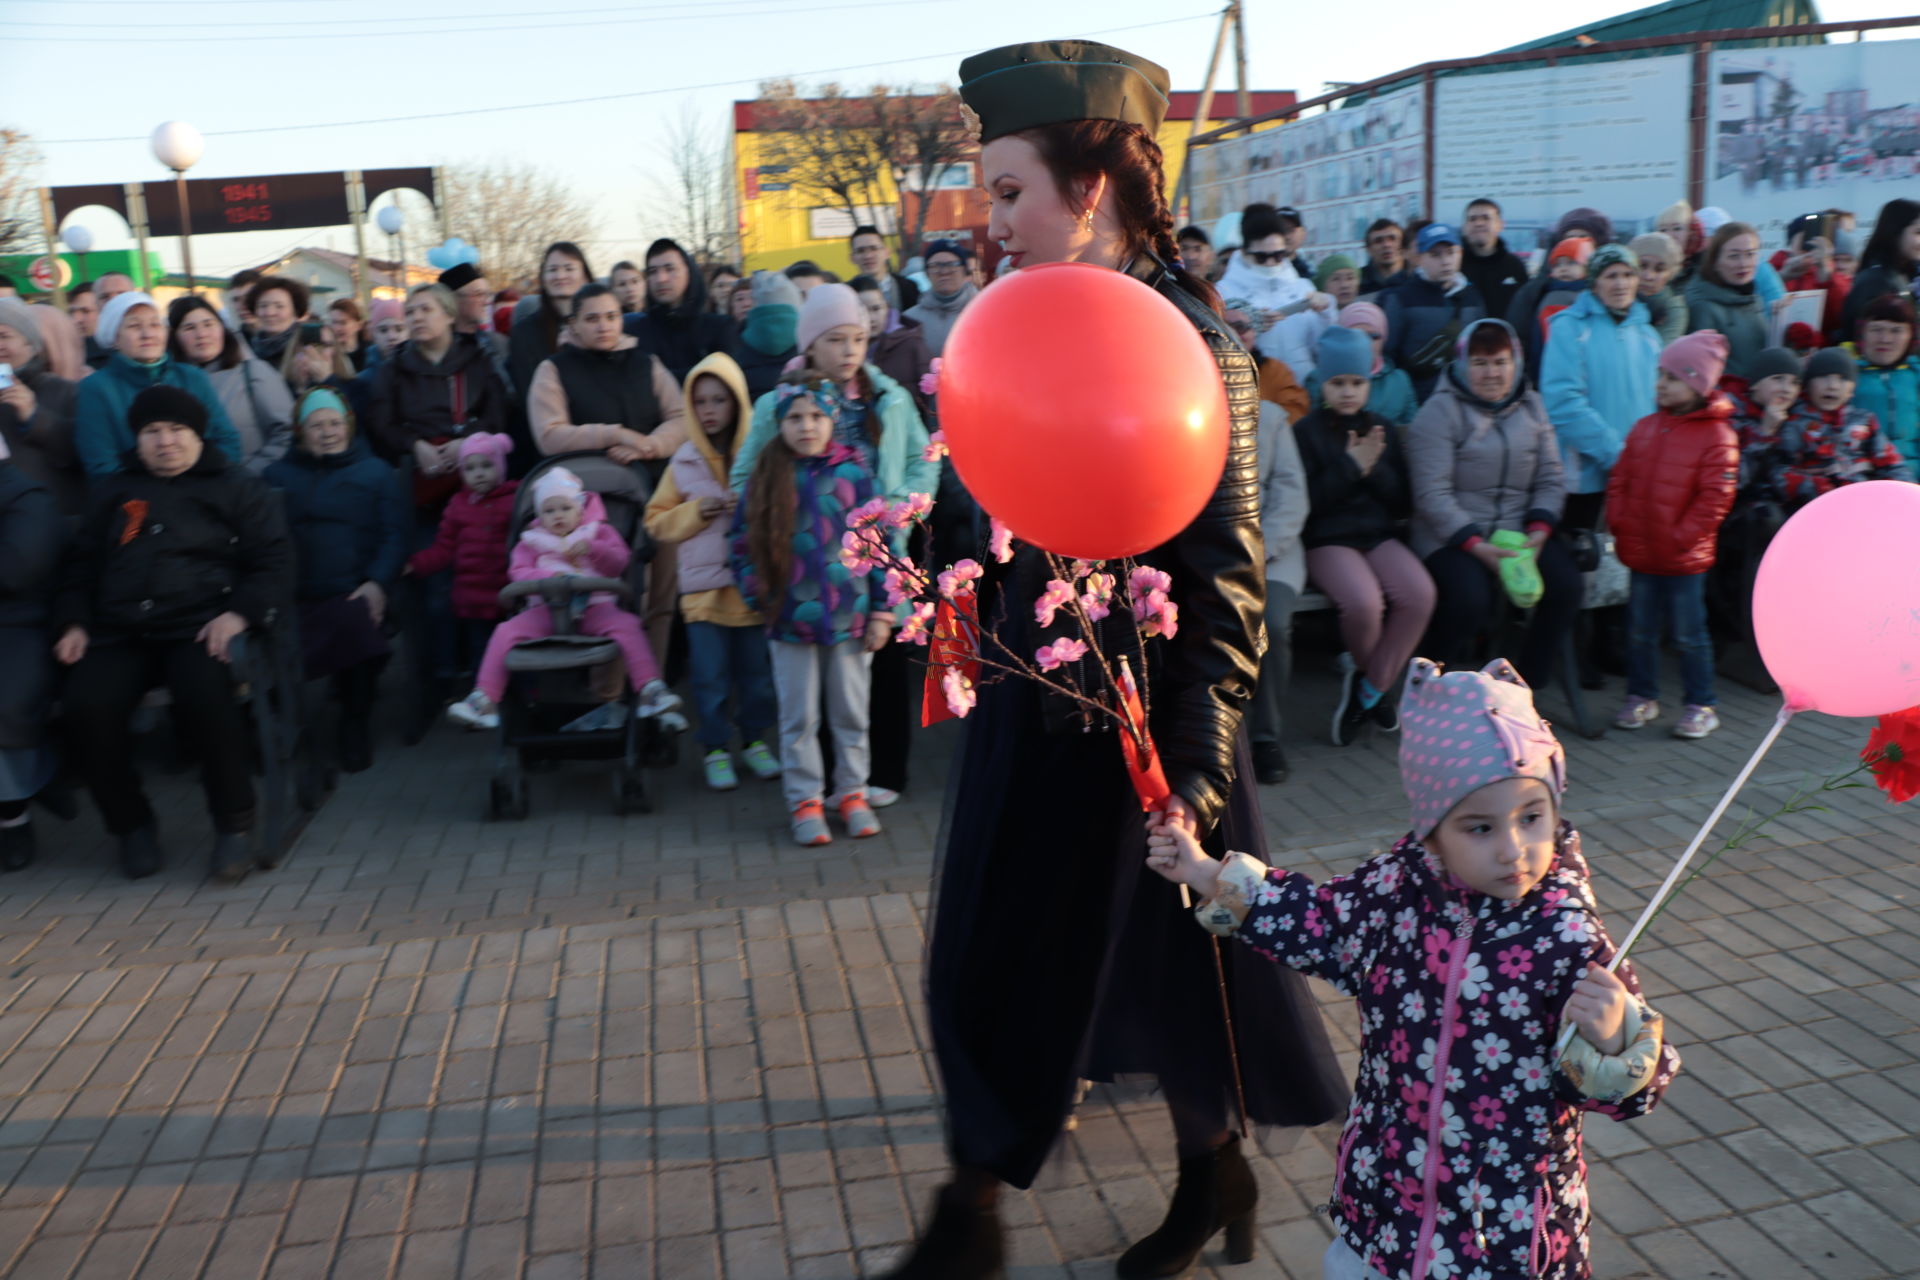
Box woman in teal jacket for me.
[1540,247,1663,524]
[726,284,938,805]
[74,293,242,477]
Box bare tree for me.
[400,160,599,290]
[865,86,974,261]
[644,101,738,267]
[749,80,896,243]
[0,128,45,256]
[744,83,978,261]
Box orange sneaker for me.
[791,798,831,846]
[837,791,881,839]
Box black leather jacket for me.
[987,256,1265,835]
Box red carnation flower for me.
[1863,706,1920,804]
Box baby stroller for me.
[486,452,680,820]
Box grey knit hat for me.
[0,298,44,355]
[1803,347,1858,384]
[748,270,801,310]
[1748,347,1804,384]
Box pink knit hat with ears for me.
[457,431,514,466]
[1660,330,1730,399]
[1399,658,1567,839]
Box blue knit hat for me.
[1315,326,1373,381]
[773,372,846,426]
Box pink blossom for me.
[897,601,935,646]
[918,358,943,397]
[839,529,884,575]
[1034,578,1076,627]
[941,668,976,718]
[923,430,949,462]
[937,559,983,600]
[1137,592,1179,639]
[848,497,890,531]
[1127,565,1172,605]
[1035,637,1089,671]
[886,492,934,530]
[1079,571,1115,622]
[988,517,1014,564]
[882,567,915,607]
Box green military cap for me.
[958,40,1171,143]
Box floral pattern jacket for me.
[1765,401,1913,506]
[1200,825,1680,1280]
[728,441,880,646]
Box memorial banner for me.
[1186,82,1426,257]
[1432,57,1691,256]
[1707,39,1920,243]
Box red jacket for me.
[407,480,520,618]
[1605,398,1739,576]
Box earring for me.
[1083,207,1096,230]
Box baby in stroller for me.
[448,465,682,730]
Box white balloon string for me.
[1554,701,1797,1058]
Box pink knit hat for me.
[457,431,513,466]
[1660,330,1729,399]
[1399,658,1566,838]
[796,283,867,357]
[1338,300,1388,340]
[369,298,404,326]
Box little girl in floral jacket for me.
[1149,658,1681,1280]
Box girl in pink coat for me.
[447,466,681,730]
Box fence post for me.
[1422,69,1436,221]
[1689,41,1713,212]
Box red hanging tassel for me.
[1116,656,1170,812]
[922,592,981,727]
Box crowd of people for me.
[0,29,1912,1276]
[1177,193,1920,782]
[0,188,1916,883]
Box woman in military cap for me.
[892,40,1348,1280]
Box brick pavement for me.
[1,653,1918,1278]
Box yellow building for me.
[731,90,1296,276]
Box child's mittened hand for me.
[1565,963,1630,1056]
[1145,823,1222,898]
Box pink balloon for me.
[1753,480,1920,717]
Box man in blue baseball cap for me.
[1375,220,1487,397]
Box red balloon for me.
[938,262,1230,560]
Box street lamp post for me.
[376,206,405,299]
[150,121,205,294]
[60,224,93,291]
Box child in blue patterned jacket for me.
[1148,658,1682,1280]
[730,368,894,848]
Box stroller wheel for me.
[489,775,529,821]
[640,718,679,769]
[612,770,652,816]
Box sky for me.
[8,0,1915,278]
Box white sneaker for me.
[446,690,499,730]
[867,786,902,809]
[635,679,684,720]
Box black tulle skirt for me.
[924,623,1349,1188]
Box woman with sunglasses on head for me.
[884,40,1346,1280]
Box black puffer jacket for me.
[363,333,512,462]
[1294,405,1413,551]
[993,257,1264,833]
[0,463,62,748]
[53,445,291,641]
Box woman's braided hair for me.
[1017,119,1225,319]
